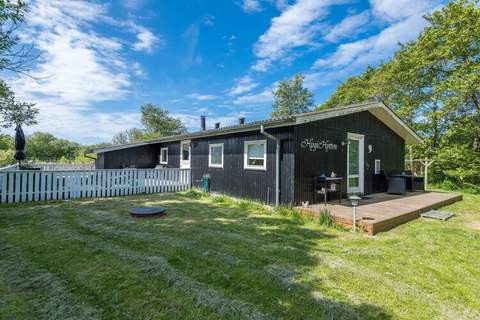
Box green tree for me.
[0,133,14,166]
[272,74,314,117]
[0,0,32,74]
[25,132,80,162]
[112,104,187,144]
[317,0,480,187]
[112,128,145,144]
[0,81,38,130]
[141,104,186,136]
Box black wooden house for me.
[90,101,422,206]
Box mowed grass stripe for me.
[1,190,480,320]
[64,199,451,319]
[1,214,229,319]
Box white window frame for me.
[347,132,365,194]
[208,143,224,168]
[180,140,191,169]
[244,140,267,170]
[374,159,381,175]
[160,147,168,164]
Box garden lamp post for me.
[348,195,361,232]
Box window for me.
[244,140,266,170]
[160,147,168,164]
[180,141,191,168]
[209,143,224,168]
[182,143,190,161]
[375,159,381,174]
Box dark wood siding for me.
[191,127,295,205]
[98,144,161,169]
[158,141,180,168]
[294,111,405,205]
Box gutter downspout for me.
[260,125,280,206]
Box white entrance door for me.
[347,133,364,194]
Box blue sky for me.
[10,0,446,144]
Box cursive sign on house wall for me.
[300,138,338,152]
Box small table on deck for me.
[314,176,344,206]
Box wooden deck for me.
[295,191,463,235]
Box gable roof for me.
[89,100,422,154]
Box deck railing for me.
[0,168,191,204]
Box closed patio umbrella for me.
[14,126,26,167]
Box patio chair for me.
[382,171,406,195]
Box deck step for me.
[421,210,454,221]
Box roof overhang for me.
[295,101,422,144]
[89,117,294,154]
[90,100,422,154]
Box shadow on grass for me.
[1,191,393,320]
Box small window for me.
[375,159,381,174]
[160,147,168,164]
[244,140,266,170]
[209,143,224,168]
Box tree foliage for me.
[141,104,187,136]
[113,104,186,144]
[317,0,480,187]
[25,132,80,162]
[0,81,38,130]
[272,74,314,117]
[0,0,34,74]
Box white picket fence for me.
[0,168,191,204]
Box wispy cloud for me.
[324,10,370,42]
[252,0,342,72]
[233,87,274,105]
[369,0,441,22]
[187,93,218,101]
[241,0,263,12]
[227,75,259,96]
[8,0,152,143]
[131,24,161,53]
[181,24,202,69]
[307,1,442,90]
[240,0,289,13]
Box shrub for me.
[318,208,334,227]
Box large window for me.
[160,147,168,164]
[209,143,224,168]
[244,140,266,170]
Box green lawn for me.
[1,190,479,320]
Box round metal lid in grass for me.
[129,206,166,218]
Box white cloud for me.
[233,88,274,105]
[132,62,146,78]
[22,100,141,143]
[15,0,130,107]
[369,0,440,22]
[308,2,440,89]
[181,24,202,69]
[187,93,218,101]
[324,10,370,42]
[252,0,341,72]
[240,0,289,13]
[131,24,160,53]
[227,75,259,95]
[242,0,263,12]
[123,0,149,10]
[7,0,152,143]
